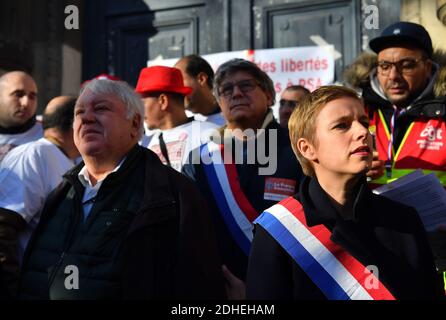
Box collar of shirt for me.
[77,157,127,189]
[78,157,127,220]
[298,175,370,228]
[218,109,275,140]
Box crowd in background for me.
[0,21,445,300]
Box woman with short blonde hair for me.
[246,85,443,300]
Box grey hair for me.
[78,79,145,139]
[213,58,276,106]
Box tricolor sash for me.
[200,142,258,255]
[255,196,395,300]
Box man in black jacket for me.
[362,21,446,186]
[19,78,225,299]
[363,22,446,287]
[182,59,304,298]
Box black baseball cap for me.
[369,21,433,57]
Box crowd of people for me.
[0,21,445,300]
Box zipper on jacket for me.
[47,192,83,290]
[47,251,66,289]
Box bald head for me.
[42,96,77,133]
[0,71,38,128]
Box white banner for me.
[147,46,335,118]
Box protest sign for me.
[147,46,335,118]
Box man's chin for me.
[387,94,410,107]
[79,144,105,157]
[12,118,31,127]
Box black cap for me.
[369,21,433,57]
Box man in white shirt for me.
[0,71,42,162]
[0,96,79,297]
[175,55,226,127]
[136,65,219,172]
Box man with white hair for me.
[19,79,225,300]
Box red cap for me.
[135,66,192,96]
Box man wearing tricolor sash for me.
[182,59,304,298]
[246,85,443,299]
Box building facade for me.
[0,0,445,113]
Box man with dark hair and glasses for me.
[182,58,304,299]
[363,21,446,292]
[278,85,309,129]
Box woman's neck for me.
[316,171,361,219]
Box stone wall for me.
[401,0,446,51]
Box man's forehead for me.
[77,90,121,106]
[378,45,425,59]
[281,90,306,100]
[221,70,253,84]
[1,73,37,92]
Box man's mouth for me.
[389,87,405,92]
[230,103,248,110]
[14,111,27,117]
[387,84,407,94]
[81,128,101,137]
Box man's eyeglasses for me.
[279,99,299,109]
[377,58,426,76]
[218,79,259,98]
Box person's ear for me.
[297,138,317,161]
[158,93,169,111]
[265,90,273,107]
[130,112,142,138]
[424,58,433,75]
[197,72,208,87]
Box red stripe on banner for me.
[220,145,259,223]
[246,49,255,61]
[280,197,395,300]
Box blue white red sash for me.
[200,142,258,255]
[255,196,395,300]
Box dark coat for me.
[182,118,304,280]
[19,145,226,299]
[246,176,444,300]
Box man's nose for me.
[387,64,403,81]
[80,108,96,122]
[231,84,244,98]
[19,95,31,107]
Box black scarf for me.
[0,116,37,134]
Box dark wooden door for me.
[253,0,360,80]
[83,0,400,84]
